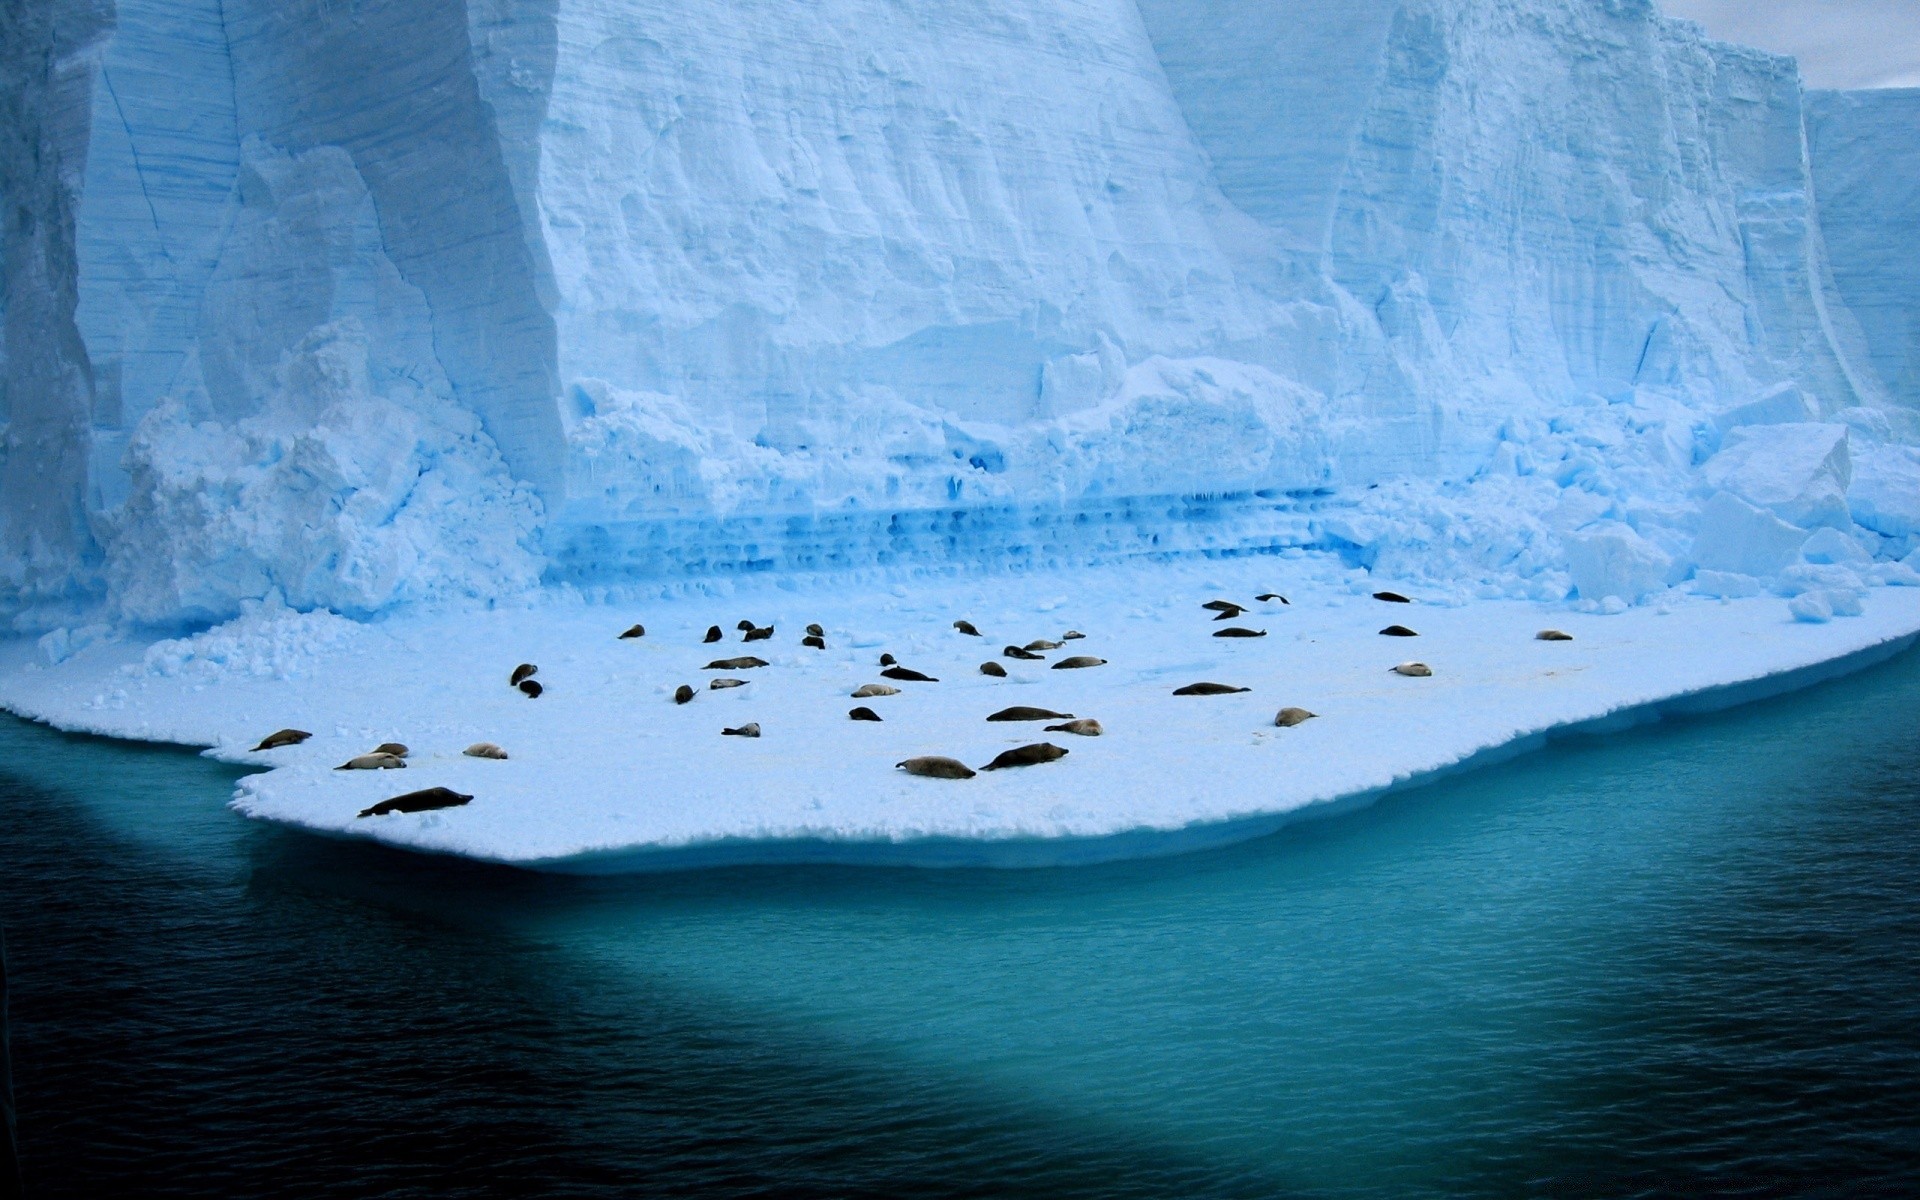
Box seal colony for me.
[258,579,1508,819]
[59,547,1904,871]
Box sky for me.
[1662,0,1920,89]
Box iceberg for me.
[3,1,1919,867]
[2,0,1916,624]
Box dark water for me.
[3,652,1920,1198]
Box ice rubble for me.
[0,0,1916,627]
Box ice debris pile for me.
[2,0,1918,629]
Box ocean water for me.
[3,649,1919,1198]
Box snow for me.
[3,556,1919,871]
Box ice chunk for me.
[1565,522,1669,605]
[1789,591,1833,623]
[1848,444,1920,539]
[1701,424,1853,530]
[1799,527,1873,567]
[1688,492,1809,578]
[1692,570,1763,600]
[1712,382,1817,437]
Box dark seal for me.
[980,743,1069,771]
[358,787,473,819]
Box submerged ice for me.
[2,0,1919,630]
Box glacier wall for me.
[2,0,1917,628]
[1808,88,1920,407]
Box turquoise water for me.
[3,647,1919,1196]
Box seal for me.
[337,753,406,771]
[979,662,1009,678]
[954,620,982,637]
[1202,600,1241,613]
[619,624,646,639]
[1063,631,1086,640]
[519,679,544,698]
[806,623,825,637]
[1052,656,1106,669]
[1044,718,1103,736]
[372,743,409,758]
[736,620,757,632]
[674,684,696,705]
[722,722,761,738]
[253,728,311,751]
[1025,639,1063,651]
[849,707,883,722]
[981,743,1068,771]
[509,663,537,687]
[987,706,1073,722]
[704,626,723,644]
[358,787,472,818]
[705,656,770,670]
[1257,594,1289,604]
[897,756,976,780]
[882,666,939,683]
[880,653,898,667]
[802,635,827,650]
[1392,662,1433,677]
[1274,707,1317,728]
[709,678,749,690]
[1380,625,1419,637]
[464,743,509,759]
[1213,628,1267,638]
[1003,646,1045,661]
[1537,630,1574,641]
[1174,682,1249,695]
[1373,591,1412,603]
[852,683,901,698]
[744,626,774,642]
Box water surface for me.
[3,650,1919,1197]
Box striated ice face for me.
[2,0,1916,628]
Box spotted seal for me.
[1044,719,1103,736]
[337,753,406,771]
[897,756,976,780]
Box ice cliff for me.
[3,0,1917,629]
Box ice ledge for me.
[2,558,1918,872]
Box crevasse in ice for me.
[3,0,1917,628]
